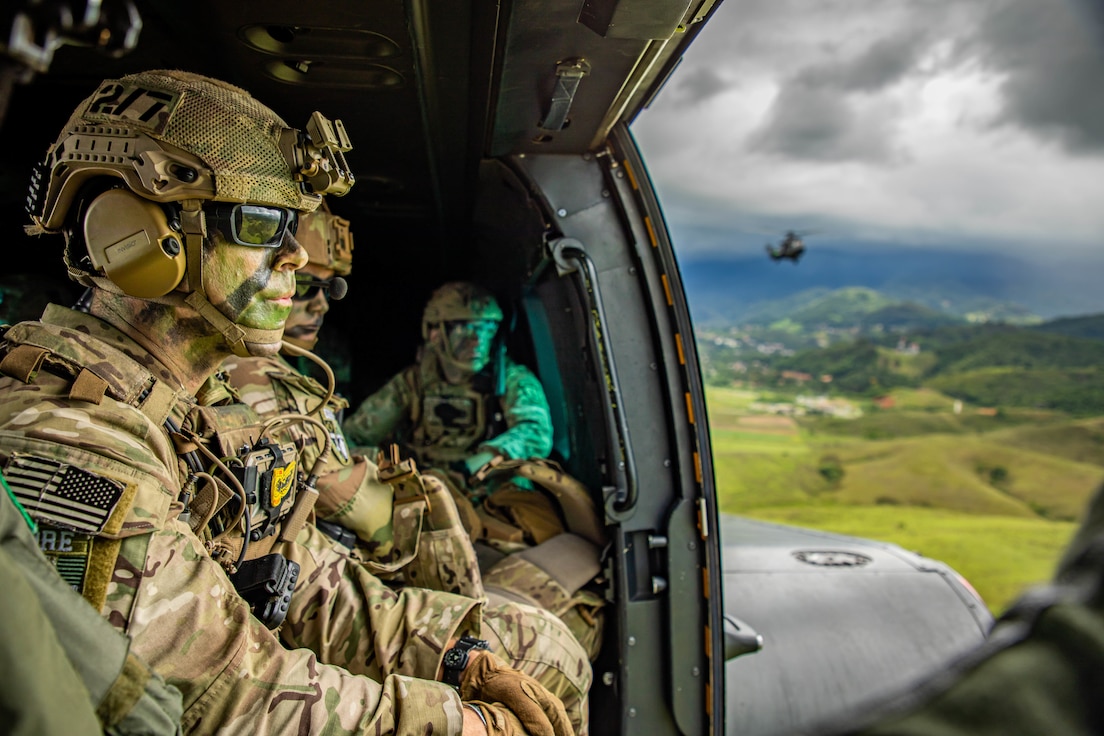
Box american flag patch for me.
[4,454,125,534]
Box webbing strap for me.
[0,344,48,382]
[69,368,109,404]
[278,486,318,543]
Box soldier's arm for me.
[477,360,554,462]
[344,369,414,448]
[126,516,472,734]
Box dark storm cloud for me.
[975,0,1104,152]
[746,81,899,162]
[669,67,731,105]
[795,32,930,93]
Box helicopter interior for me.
[1,2,729,734]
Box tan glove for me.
[459,655,575,736]
[466,700,534,736]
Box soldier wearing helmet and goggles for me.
[1,70,579,736]
[220,205,592,734]
[343,283,608,662]
[344,282,554,487]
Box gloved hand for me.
[459,654,574,736]
[466,700,538,736]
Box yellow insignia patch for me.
[270,460,296,507]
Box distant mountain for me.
[771,323,1104,414]
[1032,314,1104,341]
[680,247,1102,326]
[739,286,965,330]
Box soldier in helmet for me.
[343,282,607,661]
[2,69,579,735]
[223,209,601,691]
[343,281,554,507]
[221,203,482,586]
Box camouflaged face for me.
[422,282,504,324]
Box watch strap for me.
[442,635,490,688]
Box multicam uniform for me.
[0,481,183,735]
[0,306,582,736]
[221,351,485,592]
[0,306,483,733]
[220,350,592,733]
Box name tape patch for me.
[82,81,182,135]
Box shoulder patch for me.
[4,454,125,534]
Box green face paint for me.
[203,230,297,332]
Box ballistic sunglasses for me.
[207,203,299,247]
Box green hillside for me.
[768,323,1104,413]
[928,328,1104,372]
[859,302,961,330]
[1032,313,1104,341]
[704,385,1104,613]
[780,287,896,327]
[926,368,1104,416]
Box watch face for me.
[443,649,466,668]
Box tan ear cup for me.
[83,188,187,298]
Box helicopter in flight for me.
[766,230,813,262]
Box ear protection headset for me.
[82,188,187,298]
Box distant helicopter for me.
[765,230,812,263]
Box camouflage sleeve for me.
[0,366,466,735]
[479,358,554,461]
[343,369,415,450]
[827,482,1104,736]
[279,523,482,678]
[116,519,467,735]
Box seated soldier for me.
[343,281,552,508]
[343,281,607,659]
[221,203,484,598]
[7,68,584,736]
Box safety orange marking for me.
[623,159,639,190]
[675,332,686,364]
[661,274,673,305]
[644,215,658,247]
[685,392,694,425]
[693,451,702,483]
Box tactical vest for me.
[0,313,313,630]
[407,365,505,466]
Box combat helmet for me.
[421,281,503,376]
[297,199,354,277]
[25,69,355,356]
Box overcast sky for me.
[631,0,1104,264]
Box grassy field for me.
[706,385,1104,614]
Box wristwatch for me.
[442,635,490,688]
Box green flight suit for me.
[0,475,182,735]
